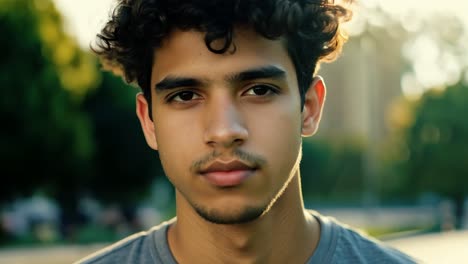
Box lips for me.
[199,160,256,187]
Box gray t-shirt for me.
[75,211,416,263]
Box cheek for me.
[153,116,201,178]
[248,99,302,172]
[265,116,302,166]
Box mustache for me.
[191,149,267,173]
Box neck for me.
[167,173,320,264]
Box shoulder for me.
[310,211,417,264]
[74,219,174,264]
[334,222,416,263]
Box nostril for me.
[204,127,248,148]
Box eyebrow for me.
[226,65,287,83]
[154,65,287,91]
[155,76,203,91]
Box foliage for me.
[405,83,468,197]
[0,0,98,201]
[384,82,468,228]
[0,0,164,208]
[301,137,366,202]
[82,72,166,204]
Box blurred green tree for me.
[390,82,468,229]
[0,0,98,204]
[301,138,365,203]
[0,0,166,221]
[82,72,166,206]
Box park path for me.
[387,230,468,264]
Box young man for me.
[77,0,415,263]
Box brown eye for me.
[170,91,201,102]
[244,85,278,96]
[178,91,195,100]
[252,86,269,95]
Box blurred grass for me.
[0,224,120,264]
[0,244,106,264]
[365,224,436,239]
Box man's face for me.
[139,29,317,224]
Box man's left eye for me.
[244,85,277,96]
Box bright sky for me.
[53,0,115,49]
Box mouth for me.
[199,160,257,187]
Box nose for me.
[204,97,248,149]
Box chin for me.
[194,205,266,225]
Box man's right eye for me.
[168,91,201,102]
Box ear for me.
[136,93,158,150]
[301,76,326,137]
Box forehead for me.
[150,28,297,86]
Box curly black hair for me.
[93,0,353,110]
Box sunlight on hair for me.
[54,0,468,49]
[52,0,468,96]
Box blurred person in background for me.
[76,0,415,263]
